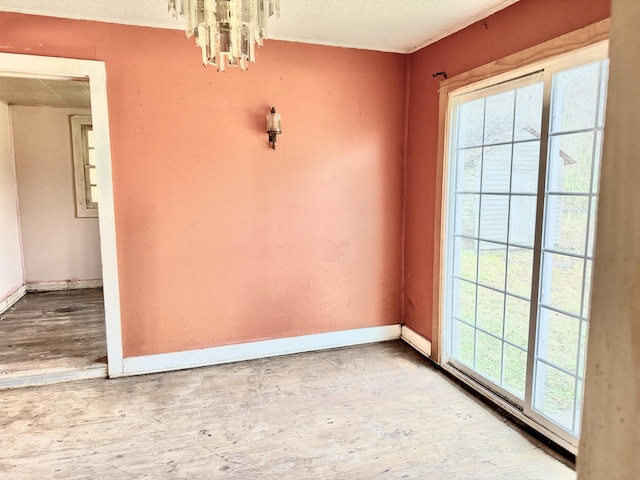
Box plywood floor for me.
[0,341,574,479]
[0,288,107,386]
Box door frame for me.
[0,52,124,376]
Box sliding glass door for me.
[443,45,608,446]
[530,56,608,438]
[448,73,544,404]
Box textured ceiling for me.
[0,0,520,53]
[0,77,91,108]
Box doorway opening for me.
[0,53,122,388]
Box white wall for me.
[0,101,24,301]
[12,106,102,283]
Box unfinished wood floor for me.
[0,341,573,479]
[0,288,107,386]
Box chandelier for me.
[169,0,280,71]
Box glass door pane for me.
[531,59,609,437]
[446,74,544,402]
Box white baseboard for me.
[26,279,103,292]
[0,285,27,315]
[120,324,402,377]
[401,325,432,358]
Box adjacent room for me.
[0,76,107,387]
[0,0,636,478]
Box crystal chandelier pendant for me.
[169,0,280,71]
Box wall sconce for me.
[266,107,282,150]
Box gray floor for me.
[0,341,574,479]
[0,288,107,387]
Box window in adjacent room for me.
[71,115,97,217]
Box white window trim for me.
[71,114,96,218]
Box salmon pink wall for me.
[0,13,407,357]
[403,0,611,341]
